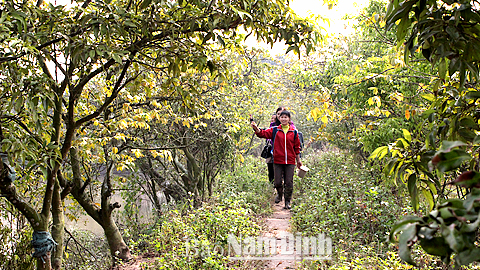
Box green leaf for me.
[422,179,437,195]
[442,224,465,252]
[15,96,23,112]
[419,237,450,257]
[465,90,480,99]
[398,224,417,266]
[438,58,447,80]
[439,198,464,209]
[474,135,480,145]
[459,116,477,129]
[463,188,480,211]
[390,216,422,242]
[285,45,296,54]
[432,79,442,94]
[460,212,480,233]
[408,174,418,212]
[139,0,152,10]
[378,146,389,159]
[456,248,480,265]
[397,138,409,148]
[112,53,122,64]
[438,141,467,153]
[458,128,476,141]
[369,146,386,159]
[383,159,398,178]
[217,35,225,47]
[436,149,471,173]
[421,94,436,102]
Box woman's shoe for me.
[275,187,283,203]
[283,201,291,209]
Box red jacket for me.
[255,125,301,165]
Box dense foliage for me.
[2,0,480,268]
[0,0,320,268]
[376,0,480,267]
[114,156,271,270]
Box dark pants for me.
[273,164,295,202]
[267,162,274,184]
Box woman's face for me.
[276,108,285,119]
[270,115,277,123]
[279,114,290,125]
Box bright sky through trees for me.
[246,0,369,55]
[46,0,369,56]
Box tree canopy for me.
[0,0,321,269]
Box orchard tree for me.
[284,0,435,159]
[369,0,480,267]
[0,0,321,269]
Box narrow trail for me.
[262,202,299,270]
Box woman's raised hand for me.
[250,121,260,133]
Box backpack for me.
[271,127,304,157]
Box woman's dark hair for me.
[276,106,286,113]
[279,110,291,118]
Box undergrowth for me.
[123,156,271,269]
[291,150,480,269]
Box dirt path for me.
[262,202,299,270]
[114,201,301,270]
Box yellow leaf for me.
[133,149,143,158]
[321,115,328,124]
[310,107,321,122]
[112,147,118,154]
[402,129,412,142]
[405,110,411,120]
[118,119,128,129]
[367,97,374,106]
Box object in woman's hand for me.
[297,166,309,178]
[249,114,253,122]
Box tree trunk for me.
[37,252,52,270]
[51,179,64,270]
[69,146,131,265]
[102,215,131,261]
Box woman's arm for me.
[296,154,302,169]
[251,121,272,139]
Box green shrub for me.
[215,156,273,216]
[291,151,410,268]
[126,156,272,269]
[290,151,480,269]
[63,229,111,270]
[0,221,35,270]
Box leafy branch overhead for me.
[372,0,480,266]
[0,0,322,269]
[385,0,480,85]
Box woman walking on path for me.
[251,110,302,209]
[266,107,296,184]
